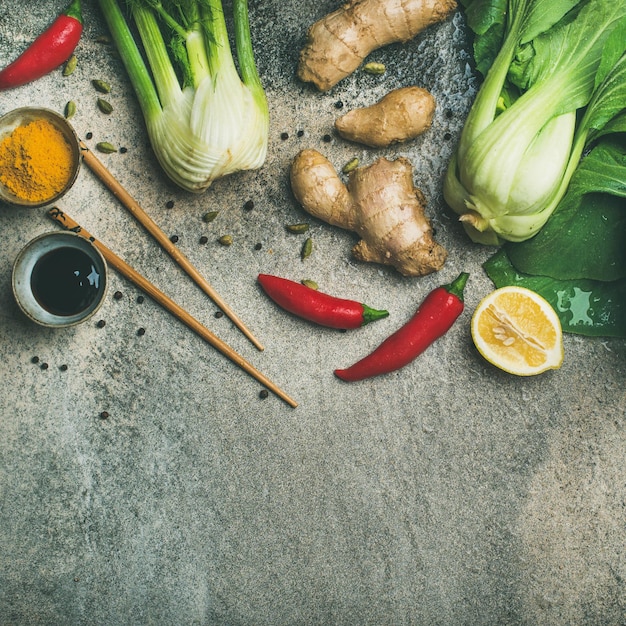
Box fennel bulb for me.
[445,0,626,244]
[97,0,269,193]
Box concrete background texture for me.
[0,1,625,624]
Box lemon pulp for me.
[471,286,564,376]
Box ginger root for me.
[335,86,436,148]
[290,149,447,277]
[297,0,458,92]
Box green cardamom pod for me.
[363,62,386,75]
[203,211,219,223]
[97,98,113,114]
[301,279,318,290]
[342,158,359,174]
[92,79,111,93]
[286,223,310,234]
[301,237,313,261]
[64,101,76,120]
[62,55,77,76]
[96,141,117,154]
[218,235,233,246]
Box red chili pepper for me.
[335,272,469,381]
[258,273,389,329]
[0,0,83,91]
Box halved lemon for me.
[471,286,564,376]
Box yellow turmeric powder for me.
[0,118,74,203]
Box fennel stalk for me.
[97,0,269,193]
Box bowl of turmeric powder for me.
[0,107,81,208]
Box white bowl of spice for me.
[0,107,81,208]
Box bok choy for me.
[97,0,269,192]
[444,0,626,244]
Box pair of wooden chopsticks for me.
[48,143,297,408]
[79,141,264,351]
[48,208,297,408]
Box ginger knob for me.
[335,86,436,148]
[297,0,458,91]
[290,149,447,277]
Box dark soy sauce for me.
[31,247,101,316]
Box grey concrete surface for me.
[1,1,625,624]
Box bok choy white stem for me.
[97,0,269,193]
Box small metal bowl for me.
[12,231,108,328]
[0,107,81,208]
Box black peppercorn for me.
[199,236,208,244]
[297,130,304,137]
[259,389,269,399]
[97,319,106,328]
[254,243,262,250]
[243,199,254,211]
[334,101,344,109]
[113,290,123,300]
[100,411,109,419]
[31,356,40,364]
[137,327,146,336]
[85,131,93,139]
[41,362,49,370]
[137,296,145,304]
[60,364,68,371]
[166,200,175,209]
[119,146,127,154]
[170,235,179,243]
[214,310,224,318]
[280,132,289,140]
[322,134,332,142]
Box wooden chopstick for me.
[79,141,264,351]
[48,208,297,408]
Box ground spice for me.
[0,118,74,202]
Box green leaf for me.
[462,0,582,77]
[460,0,507,75]
[506,139,626,281]
[585,47,626,141]
[594,110,626,139]
[593,15,626,89]
[510,0,624,112]
[460,0,507,36]
[484,249,626,337]
[473,23,507,76]
[519,0,581,44]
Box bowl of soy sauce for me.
[12,231,107,327]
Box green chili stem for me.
[444,272,470,302]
